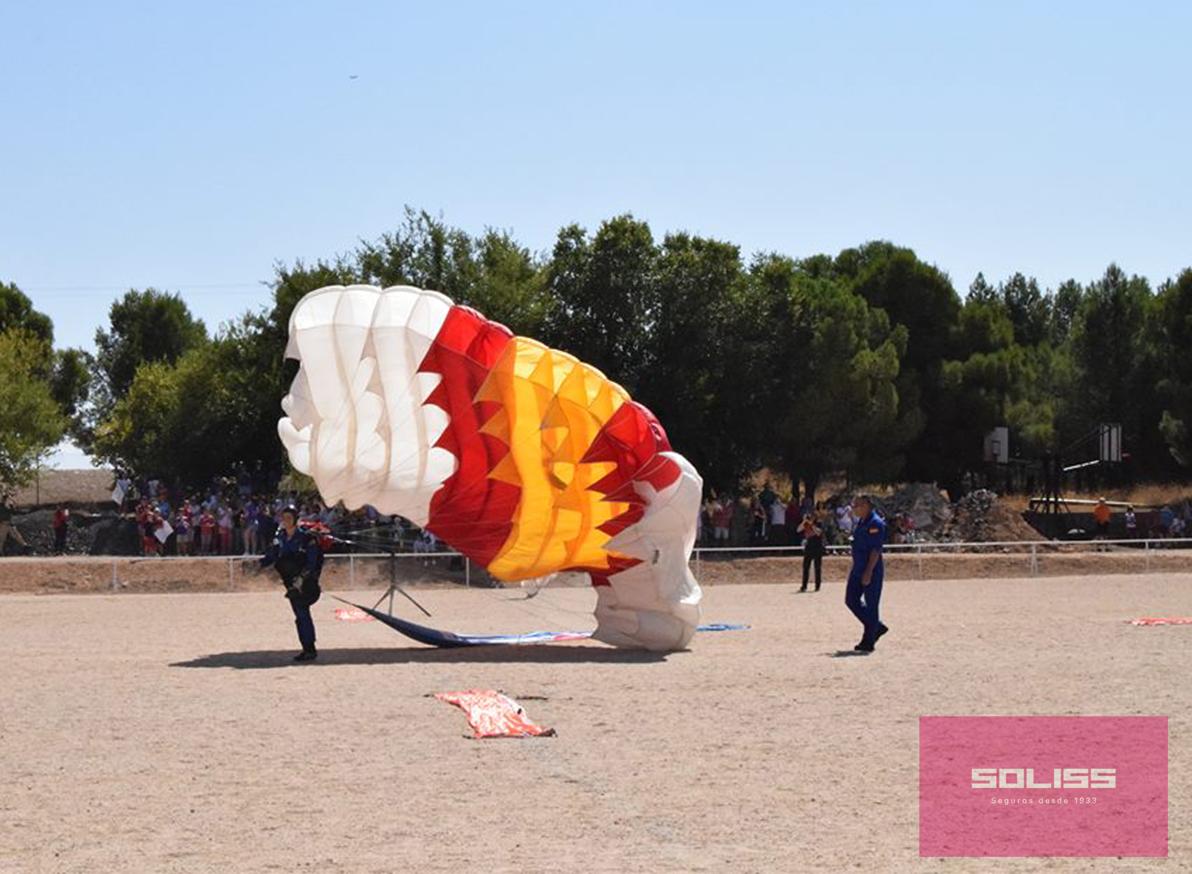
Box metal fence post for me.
[916,544,924,579]
[465,557,471,587]
[1030,543,1038,577]
[349,553,355,589]
[227,557,234,590]
[1145,539,1151,571]
[111,558,118,591]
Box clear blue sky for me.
[3,0,1190,358]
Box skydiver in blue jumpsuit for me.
[260,506,322,661]
[845,495,889,653]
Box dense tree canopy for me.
[0,330,66,500]
[11,208,1190,499]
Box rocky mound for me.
[939,489,1042,543]
[4,510,140,556]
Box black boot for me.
[872,624,889,647]
[293,646,317,662]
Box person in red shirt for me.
[1093,497,1112,539]
[199,510,216,555]
[52,504,70,554]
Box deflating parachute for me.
[278,285,702,651]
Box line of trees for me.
[4,207,1191,502]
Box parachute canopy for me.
[278,285,702,650]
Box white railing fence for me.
[2,538,1191,590]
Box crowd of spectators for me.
[115,473,414,558]
[698,481,917,550]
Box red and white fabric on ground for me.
[1129,617,1192,626]
[434,690,555,739]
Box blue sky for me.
[3,1,1190,360]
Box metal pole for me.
[349,553,355,589]
[917,544,923,579]
[1030,543,1038,577]
[111,558,118,591]
[465,557,471,587]
[1145,539,1151,571]
[228,557,234,590]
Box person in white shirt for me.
[768,498,787,544]
[836,503,856,538]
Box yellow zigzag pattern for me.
[474,337,633,579]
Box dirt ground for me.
[2,574,1189,873]
[3,547,1192,595]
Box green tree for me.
[0,281,53,343]
[0,331,66,501]
[967,272,998,305]
[542,215,658,394]
[635,232,756,489]
[749,255,912,494]
[999,273,1050,347]
[462,230,551,336]
[357,207,477,299]
[1157,269,1192,465]
[92,326,284,488]
[50,347,93,432]
[90,289,207,426]
[1048,279,1083,345]
[1066,265,1166,474]
[838,243,966,490]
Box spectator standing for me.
[836,502,857,541]
[750,498,768,545]
[244,498,260,555]
[786,495,802,544]
[1124,505,1138,539]
[231,503,244,555]
[798,508,825,592]
[1172,515,1187,539]
[199,508,216,555]
[141,507,160,556]
[1093,498,1112,539]
[712,499,733,543]
[1160,505,1175,537]
[175,510,192,556]
[52,503,70,554]
[217,504,233,554]
[257,504,278,549]
[768,498,787,545]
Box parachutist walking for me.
[260,506,322,662]
[844,495,888,652]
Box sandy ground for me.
[4,547,1192,595]
[2,575,1190,873]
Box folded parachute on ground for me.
[278,285,702,651]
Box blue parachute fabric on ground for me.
[345,598,749,648]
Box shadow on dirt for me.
[171,645,669,669]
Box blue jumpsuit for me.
[845,512,886,643]
[261,527,322,651]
